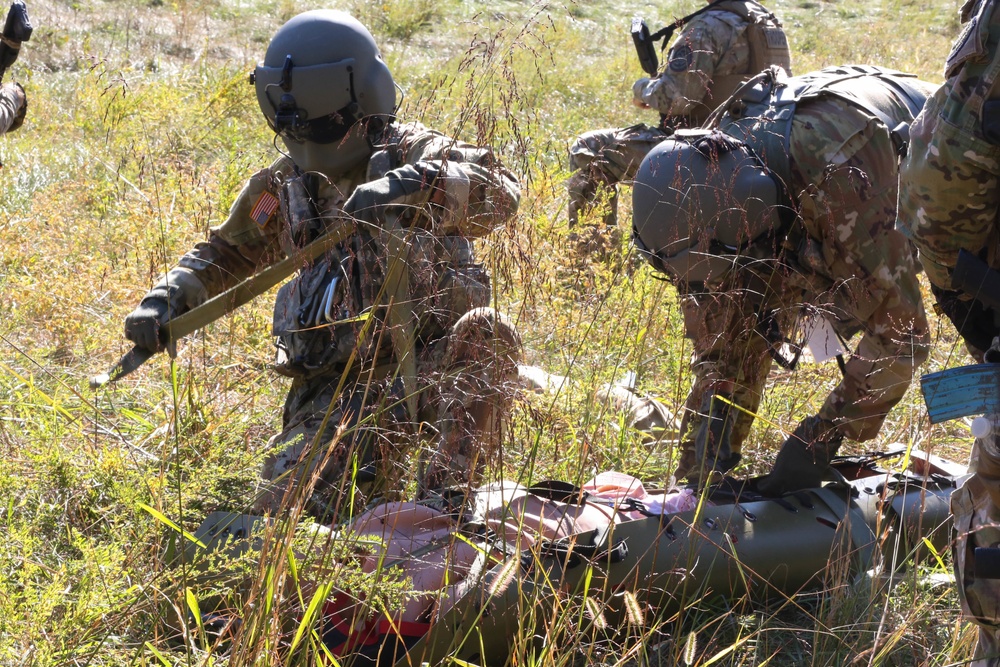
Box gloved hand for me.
[344,161,468,229]
[757,415,844,496]
[1,82,26,132]
[632,78,653,109]
[124,295,171,352]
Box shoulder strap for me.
[710,0,755,21]
[783,65,926,127]
[647,0,754,48]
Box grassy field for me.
[0,0,984,664]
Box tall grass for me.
[0,0,979,664]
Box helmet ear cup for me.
[631,133,779,284]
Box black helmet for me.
[253,10,396,175]
[632,131,781,286]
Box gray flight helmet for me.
[253,10,396,176]
[632,131,780,286]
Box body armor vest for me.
[716,65,932,197]
[271,128,490,380]
[674,0,792,125]
[701,0,792,114]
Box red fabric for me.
[322,593,431,656]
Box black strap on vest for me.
[651,0,740,49]
[632,0,752,77]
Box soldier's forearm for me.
[177,234,285,299]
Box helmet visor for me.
[267,106,362,145]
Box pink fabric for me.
[583,472,699,519]
[330,475,699,628]
[484,492,620,548]
[343,502,481,623]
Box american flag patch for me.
[249,191,279,228]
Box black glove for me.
[757,415,843,497]
[343,162,442,227]
[931,283,1000,356]
[124,295,171,352]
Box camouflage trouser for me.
[256,307,522,516]
[952,430,1000,667]
[566,124,669,227]
[673,291,790,482]
[898,0,1000,293]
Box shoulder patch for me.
[249,190,279,228]
[668,44,694,72]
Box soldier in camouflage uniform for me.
[123,10,522,517]
[566,0,791,227]
[951,423,1000,667]
[897,1,1000,662]
[632,66,933,495]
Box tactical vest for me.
[675,0,791,125]
[716,65,932,198]
[271,129,490,380]
[702,0,792,113]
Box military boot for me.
[757,415,843,496]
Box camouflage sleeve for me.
[632,13,744,116]
[790,100,929,441]
[0,83,22,134]
[142,159,290,311]
[393,122,520,237]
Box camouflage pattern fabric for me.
[675,95,930,481]
[897,2,1000,661]
[568,1,789,227]
[257,307,522,517]
[0,82,25,133]
[952,427,1000,667]
[134,121,521,515]
[631,6,753,117]
[567,124,669,227]
[899,0,1000,296]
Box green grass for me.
[0,0,983,664]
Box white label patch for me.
[803,315,845,363]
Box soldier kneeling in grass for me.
[122,10,523,520]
